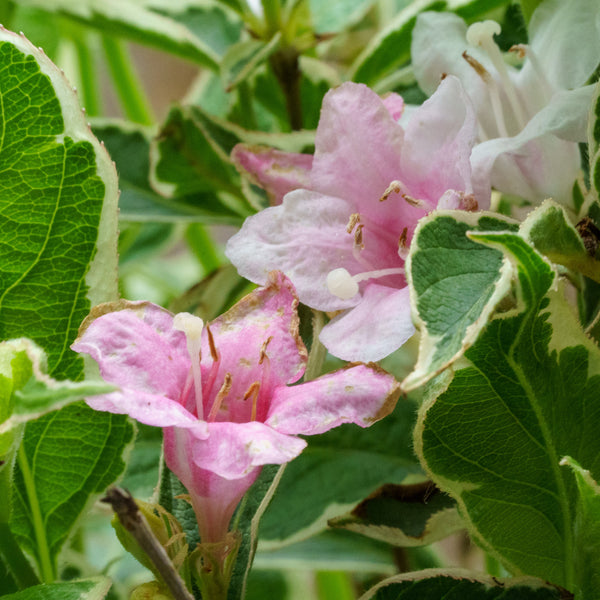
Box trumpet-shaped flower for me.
[411,0,600,206]
[226,78,479,362]
[72,272,399,543]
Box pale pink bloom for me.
[411,0,600,206]
[226,78,479,362]
[232,144,313,205]
[72,272,399,543]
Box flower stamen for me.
[207,372,232,422]
[203,324,221,403]
[243,381,261,421]
[327,266,405,300]
[466,20,527,132]
[259,336,273,365]
[463,50,509,138]
[173,312,205,420]
[398,227,409,260]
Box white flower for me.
[411,0,600,208]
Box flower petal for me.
[266,363,399,436]
[164,427,258,542]
[319,285,415,362]
[401,75,480,206]
[310,82,422,230]
[72,301,190,404]
[470,87,592,204]
[205,271,307,392]
[226,190,362,311]
[412,13,489,107]
[232,144,313,205]
[191,420,307,480]
[85,389,205,431]
[528,0,600,90]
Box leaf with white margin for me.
[521,199,600,282]
[360,569,569,600]
[560,457,600,600]
[3,576,112,600]
[416,232,600,589]
[588,82,600,202]
[0,338,114,436]
[328,481,464,548]
[0,27,119,381]
[0,29,131,582]
[403,211,517,392]
[16,0,219,69]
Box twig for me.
[102,488,193,600]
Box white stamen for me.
[467,20,527,133]
[173,312,205,420]
[327,268,359,300]
[326,266,405,300]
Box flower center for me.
[326,204,411,301]
[173,312,205,420]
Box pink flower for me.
[226,79,480,362]
[72,272,399,543]
[232,144,313,206]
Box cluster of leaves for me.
[2,0,600,599]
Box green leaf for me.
[228,464,282,600]
[254,529,397,574]
[156,2,243,59]
[3,576,112,600]
[158,464,201,551]
[521,199,600,282]
[168,264,254,322]
[449,0,515,21]
[560,457,600,600]
[10,404,134,582]
[0,29,118,381]
[17,0,219,69]
[415,232,600,589]
[517,0,544,24]
[119,423,162,500]
[0,338,114,435]
[361,571,568,600]
[93,120,217,222]
[329,481,463,548]
[151,106,253,223]
[259,398,421,545]
[309,0,375,34]
[349,0,444,86]
[221,33,282,92]
[403,211,517,392]
[588,82,600,202]
[150,105,314,220]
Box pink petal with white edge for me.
[310,83,419,231]
[192,420,307,480]
[400,75,479,207]
[319,285,415,362]
[232,144,313,205]
[205,271,307,392]
[266,363,399,436]
[86,390,206,433]
[72,301,189,401]
[226,190,363,312]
